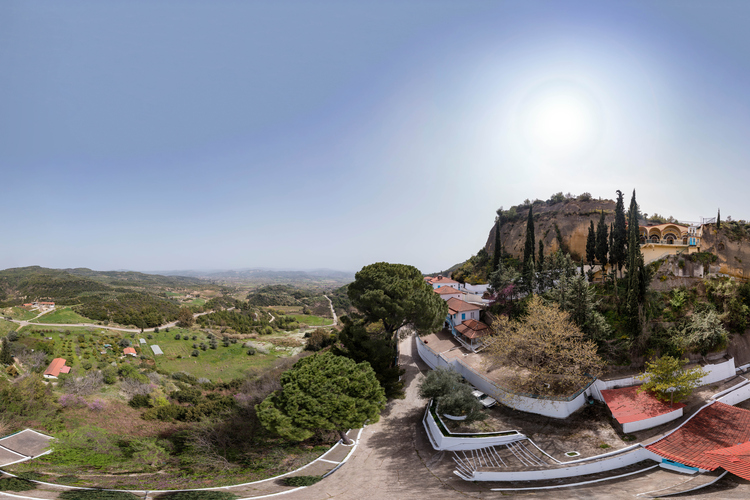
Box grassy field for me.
[34,307,94,324]
[289,314,333,326]
[188,298,206,306]
[273,305,305,314]
[1,306,39,321]
[0,319,18,336]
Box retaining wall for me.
[416,335,590,419]
[622,407,683,434]
[422,404,525,451]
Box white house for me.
[426,275,460,290]
[446,297,481,324]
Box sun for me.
[518,80,602,159]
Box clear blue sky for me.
[2,0,750,273]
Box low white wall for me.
[717,382,750,406]
[416,336,589,419]
[591,357,737,402]
[470,447,651,481]
[422,404,525,451]
[622,407,683,434]
[463,284,489,295]
[699,358,736,385]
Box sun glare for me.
[519,80,602,159]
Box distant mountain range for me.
[147,268,355,287]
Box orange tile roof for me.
[446,297,480,313]
[429,276,458,285]
[601,386,685,424]
[435,286,462,295]
[60,366,71,374]
[124,347,137,355]
[455,320,489,339]
[646,402,750,470]
[44,358,67,377]
[706,441,750,480]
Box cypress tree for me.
[586,220,596,266]
[596,211,609,268]
[538,240,545,270]
[717,209,721,229]
[523,207,535,268]
[612,190,627,276]
[522,207,535,294]
[609,223,615,286]
[492,219,502,272]
[625,190,646,341]
[0,337,12,365]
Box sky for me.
[3,0,750,274]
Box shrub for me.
[59,491,141,500]
[0,477,35,491]
[174,334,181,340]
[102,366,117,384]
[156,491,238,500]
[247,348,256,356]
[129,394,152,408]
[17,472,43,481]
[283,475,322,486]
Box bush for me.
[156,491,238,500]
[174,334,181,340]
[247,348,256,356]
[191,349,199,357]
[0,477,35,491]
[59,491,141,500]
[129,394,152,408]
[283,475,322,487]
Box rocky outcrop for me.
[700,225,750,279]
[484,199,616,262]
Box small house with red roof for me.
[454,319,490,351]
[43,358,70,379]
[427,275,460,290]
[445,298,489,352]
[601,385,685,433]
[123,347,137,357]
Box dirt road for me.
[324,294,338,326]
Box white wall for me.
[470,447,651,481]
[622,408,683,434]
[416,336,589,419]
[463,284,489,295]
[422,404,526,451]
[717,382,750,406]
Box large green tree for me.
[347,262,447,336]
[638,356,706,404]
[334,317,404,398]
[256,352,386,444]
[0,337,12,365]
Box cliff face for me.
[700,225,750,279]
[484,199,617,261]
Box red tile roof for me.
[124,347,137,355]
[446,297,480,313]
[706,441,750,480]
[43,358,67,377]
[435,286,462,295]
[601,386,685,424]
[646,402,750,470]
[60,366,71,374]
[455,320,489,339]
[429,276,458,285]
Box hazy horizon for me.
[4,1,750,273]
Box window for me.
[462,313,465,320]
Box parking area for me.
[0,429,54,466]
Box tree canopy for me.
[638,355,706,403]
[347,262,447,335]
[418,368,486,424]
[256,352,386,443]
[488,296,603,396]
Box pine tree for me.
[612,190,627,276]
[492,219,502,272]
[596,211,609,269]
[586,220,596,266]
[717,208,721,229]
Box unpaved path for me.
[324,294,337,326]
[9,311,211,333]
